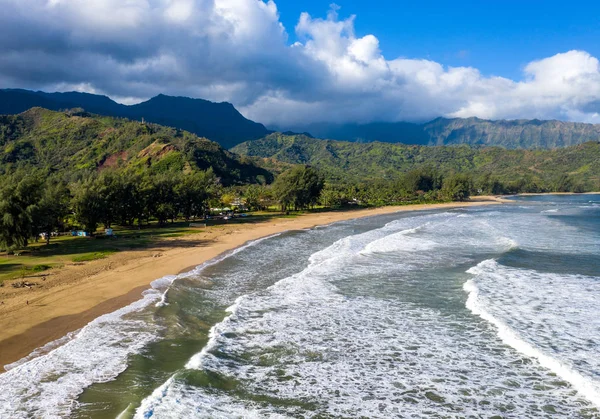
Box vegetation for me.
[0,222,199,283]
[272,166,324,211]
[232,133,600,193]
[1,106,598,267]
[0,169,220,251]
[0,108,270,257]
[0,89,270,149]
[293,117,600,149]
[72,250,119,263]
[0,107,271,185]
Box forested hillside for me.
[0,89,270,149]
[232,133,600,192]
[0,107,271,185]
[0,108,274,249]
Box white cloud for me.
[2,0,600,126]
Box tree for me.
[115,171,145,226]
[72,178,104,234]
[475,173,506,195]
[403,167,443,194]
[175,170,217,220]
[148,174,177,225]
[33,180,70,245]
[96,171,121,228]
[441,174,472,201]
[319,184,344,208]
[272,166,324,211]
[243,184,264,211]
[0,171,43,249]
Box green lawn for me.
[0,222,201,284]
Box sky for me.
[2,0,600,127]
[277,1,600,80]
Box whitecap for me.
[465,259,600,408]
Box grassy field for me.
[0,222,202,284]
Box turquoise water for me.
[1,194,599,418]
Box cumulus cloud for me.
[1,0,600,126]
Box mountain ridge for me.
[0,107,272,185]
[285,117,600,149]
[232,133,600,191]
[0,89,270,149]
[3,89,600,149]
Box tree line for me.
[231,166,472,211]
[0,163,549,251]
[0,169,220,249]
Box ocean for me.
[1,194,599,418]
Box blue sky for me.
[277,1,600,80]
[1,0,600,126]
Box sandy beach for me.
[0,197,506,370]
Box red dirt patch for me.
[99,151,128,170]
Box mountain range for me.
[1,107,597,192]
[2,89,600,150]
[232,133,600,191]
[0,89,270,149]
[288,118,600,149]
[0,107,271,185]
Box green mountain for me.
[0,89,270,149]
[289,117,600,149]
[423,117,600,148]
[232,133,600,191]
[0,108,272,185]
[4,89,600,150]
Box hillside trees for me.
[175,169,218,220]
[72,178,104,234]
[233,134,600,193]
[441,174,472,201]
[33,180,70,245]
[0,171,43,249]
[272,166,324,211]
[402,167,443,194]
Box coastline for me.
[517,192,600,196]
[0,197,507,370]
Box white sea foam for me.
[8,202,595,418]
[185,296,246,370]
[361,226,438,254]
[465,259,600,408]
[137,208,594,418]
[0,286,162,419]
[3,330,78,372]
[0,233,286,419]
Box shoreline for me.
[0,197,507,370]
[516,192,600,196]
